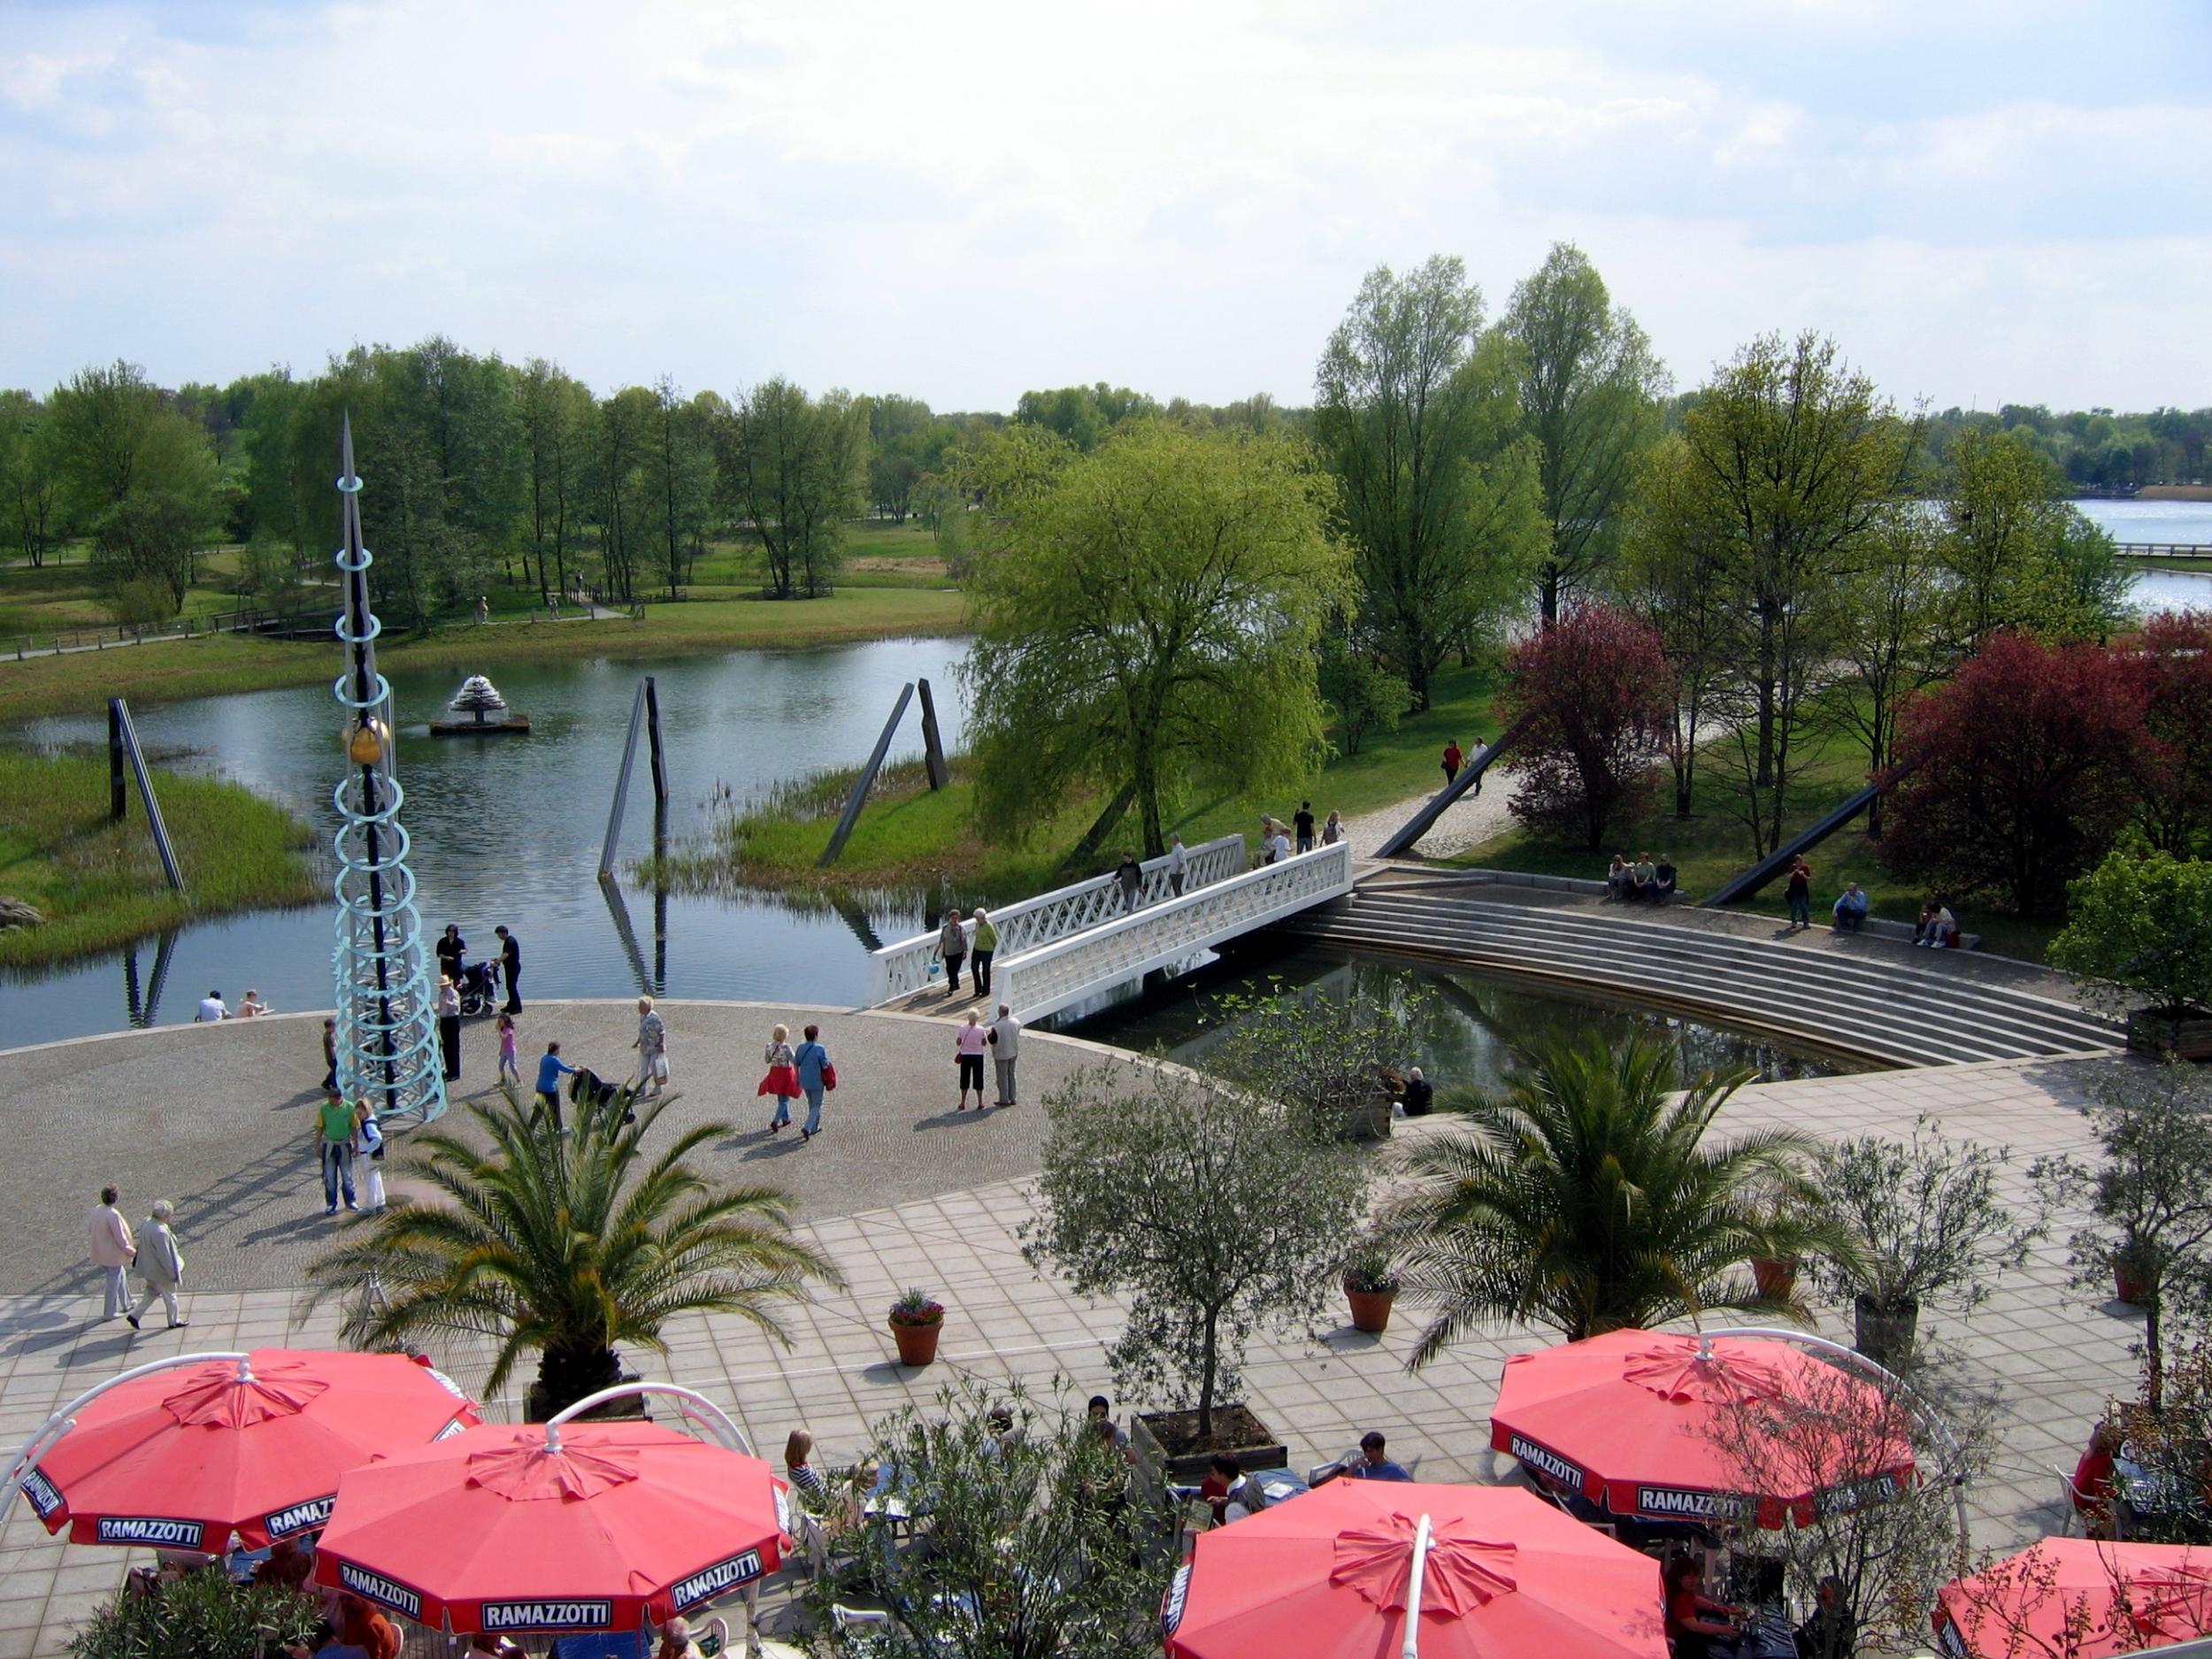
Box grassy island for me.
[0,750,322,968]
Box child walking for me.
[496,1012,520,1085]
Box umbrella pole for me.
[1402,1512,1432,1659]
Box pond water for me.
[2078,498,2212,615]
[4,637,972,1049]
[1048,944,1858,1089]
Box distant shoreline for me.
[2121,485,2212,502]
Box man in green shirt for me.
[316,1087,358,1215]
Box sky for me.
[3,0,2208,414]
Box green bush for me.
[2050,848,2212,1016]
[67,1568,320,1659]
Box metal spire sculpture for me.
[331,416,447,1125]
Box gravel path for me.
[1335,777,1516,860]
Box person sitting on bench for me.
[1631,852,1658,901]
[1832,881,1870,933]
[1654,856,1678,901]
[1607,854,1632,901]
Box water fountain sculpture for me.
[429,672,531,736]
[330,417,448,1125]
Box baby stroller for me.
[457,960,502,1018]
[570,1065,637,1125]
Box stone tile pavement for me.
[0,1025,2155,1652]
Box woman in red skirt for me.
[760,1022,802,1132]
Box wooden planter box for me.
[1129,1406,1288,1508]
[2128,1010,2212,1061]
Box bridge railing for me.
[995,840,1356,1024]
[865,833,1247,1003]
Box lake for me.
[2078,497,2212,613]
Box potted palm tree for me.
[1375,1033,1833,1366]
[1810,1120,2042,1369]
[1343,1248,1401,1333]
[306,1080,841,1419]
[888,1288,945,1368]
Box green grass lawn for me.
[0,749,323,968]
[660,664,1504,896]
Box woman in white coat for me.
[126,1201,187,1331]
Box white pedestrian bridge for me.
[864,834,1356,1023]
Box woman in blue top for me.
[793,1024,832,1141]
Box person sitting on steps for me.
[1654,856,1678,901]
[1606,854,1632,901]
[1832,880,1870,933]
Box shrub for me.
[1502,603,1672,850]
[889,1287,945,1327]
[68,1568,319,1659]
[2136,611,2212,858]
[2049,848,2212,1018]
[1883,631,2145,913]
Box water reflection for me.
[1056,944,1859,1090]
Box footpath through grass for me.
[0,586,967,726]
[659,665,1502,898]
[0,750,323,969]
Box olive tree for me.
[1021,1063,1366,1442]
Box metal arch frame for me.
[3,1350,253,1525]
[541,1382,755,1459]
[1701,1325,1971,1540]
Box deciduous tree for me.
[1824,503,1951,839]
[1941,426,2131,653]
[1884,632,2146,913]
[0,390,63,569]
[1313,257,1547,710]
[2137,611,2212,858]
[715,378,867,599]
[1502,603,1673,850]
[1501,242,1668,623]
[958,419,1348,856]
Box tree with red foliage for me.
[2137,610,2212,859]
[1503,603,1673,850]
[1883,632,2146,914]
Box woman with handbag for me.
[794,1024,836,1141]
[353,1098,388,1211]
[759,1024,803,1133]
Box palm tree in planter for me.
[1809,1118,2042,1370]
[1375,1032,1833,1366]
[2030,1059,2212,1409]
[307,1080,841,1418]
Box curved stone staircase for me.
[1271,886,2119,1068]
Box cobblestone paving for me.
[0,1021,2150,1654]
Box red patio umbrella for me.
[1935,1539,2212,1658]
[9,1348,477,1553]
[1164,1479,1668,1659]
[312,1413,792,1636]
[1490,1329,1916,1530]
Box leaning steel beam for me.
[819,682,915,867]
[1372,715,1533,860]
[1700,759,1922,909]
[109,697,184,892]
[599,680,650,878]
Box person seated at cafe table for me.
[656,1617,705,1659]
[1340,1431,1413,1482]
[1793,1575,1857,1659]
[1200,1453,1249,1526]
[1663,1553,1749,1659]
[2072,1419,2123,1539]
[252,1535,314,1591]
[338,1594,400,1659]
[468,1635,525,1659]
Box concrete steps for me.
[1271,891,2118,1069]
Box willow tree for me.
[959,419,1348,857]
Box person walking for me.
[535,1041,577,1131]
[1259,818,1280,865]
[125,1201,188,1330]
[954,1011,989,1111]
[988,1003,1021,1109]
[354,1098,388,1211]
[1167,833,1188,896]
[1322,810,1345,847]
[969,908,997,996]
[1441,741,1463,787]
[1267,822,1293,864]
[495,925,521,1013]
[435,924,465,987]
[761,1025,802,1132]
[794,1024,833,1141]
[1785,856,1813,932]
[88,1187,135,1320]
[633,996,669,1097]
[316,1087,359,1214]
[1116,852,1143,912]
[936,910,967,1000]
[435,975,463,1082]
[1469,733,1488,794]
[495,1012,520,1085]
[1294,802,1317,854]
[321,1018,338,1090]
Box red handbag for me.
[822,1062,838,1091]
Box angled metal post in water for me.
[917,677,949,790]
[108,698,183,892]
[644,675,670,804]
[601,680,649,878]
[819,682,914,867]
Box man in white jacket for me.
[126,1201,188,1331]
[988,1004,1022,1109]
[87,1187,135,1320]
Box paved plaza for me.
[0,1001,2153,1654]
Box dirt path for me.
[1336,776,1516,860]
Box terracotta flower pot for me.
[1751,1257,1800,1301]
[891,1319,941,1367]
[1346,1286,1396,1333]
[2115,1255,2152,1306]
